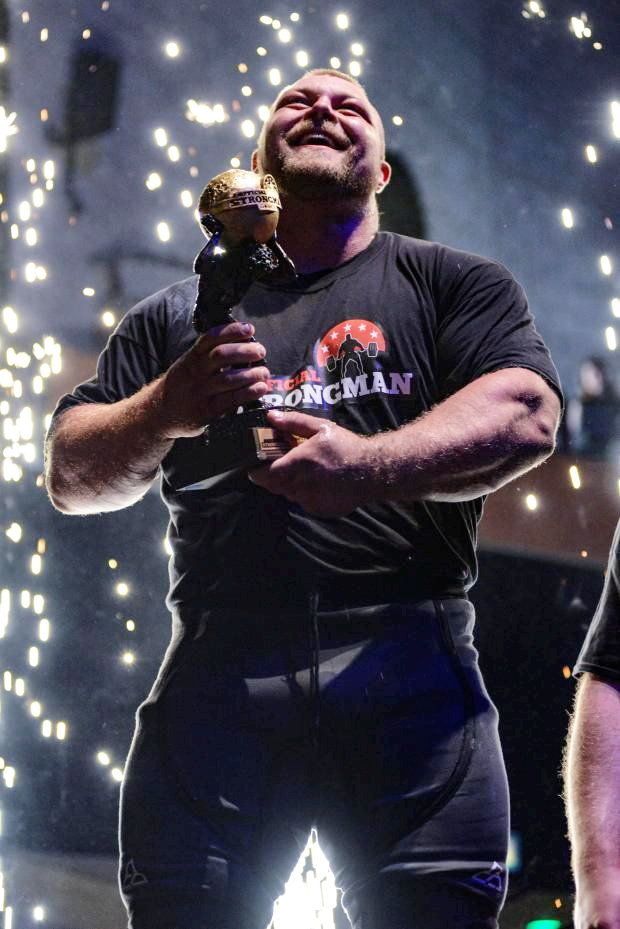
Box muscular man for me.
[565,520,620,929]
[45,69,562,929]
[337,332,365,378]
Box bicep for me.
[577,671,620,706]
[570,673,620,756]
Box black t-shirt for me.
[574,519,620,680]
[51,232,561,614]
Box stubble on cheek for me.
[265,138,374,200]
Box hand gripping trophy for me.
[176,169,297,491]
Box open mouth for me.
[300,135,337,147]
[291,131,346,150]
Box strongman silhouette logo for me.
[314,319,387,382]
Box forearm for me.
[363,367,559,503]
[45,377,173,514]
[46,320,272,515]
[565,674,620,878]
[254,367,560,517]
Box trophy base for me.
[175,407,293,492]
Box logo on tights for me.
[469,861,505,895]
[122,857,148,889]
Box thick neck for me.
[275,193,380,274]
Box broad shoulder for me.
[381,231,515,283]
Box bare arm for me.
[250,366,561,516]
[45,321,271,514]
[359,365,559,502]
[565,672,620,929]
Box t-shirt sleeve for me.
[434,249,562,402]
[573,520,620,681]
[50,289,173,424]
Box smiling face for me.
[253,71,391,202]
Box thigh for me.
[316,600,509,929]
[342,871,503,929]
[340,698,509,929]
[119,645,315,929]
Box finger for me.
[266,409,329,438]
[210,365,271,394]
[247,465,271,488]
[207,380,271,418]
[206,340,267,371]
[247,437,308,493]
[247,465,294,497]
[193,321,256,353]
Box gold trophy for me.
[174,169,297,492]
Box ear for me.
[376,160,392,195]
[251,149,260,173]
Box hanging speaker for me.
[46,33,121,145]
[63,37,121,142]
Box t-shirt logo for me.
[315,319,387,382]
[263,318,414,411]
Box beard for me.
[261,136,377,202]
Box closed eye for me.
[338,102,371,120]
[275,95,371,121]
[276,95,309,110]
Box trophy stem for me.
[173,169,297,491]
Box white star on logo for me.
[358,323,367,331]
[331,331,339,339]
[344,323,352,331]
[370,330,378,338]
[321,345,329,353]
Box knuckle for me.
[209,344,229,365]
[240,366,267,385]
[244,343,266,362]
[194,332,214,350]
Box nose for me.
[308,94,336,123]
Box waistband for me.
[313,575,467,612]
[173,573,468,618]
[172,595,471,639]
[155,597,476,704]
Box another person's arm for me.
[45,320,270,514]
[564,522,620,929]
[565,672,620,929]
